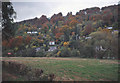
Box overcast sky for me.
[11,0,119,22]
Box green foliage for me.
[36,49,46,57]
[89,30,118,59]
[71,49,80,57]
[2,2,16,40]
[15,48,36,57]
[60,47,71,57]
[2,50,15,57]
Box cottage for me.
[112,30,118,34]
[106,27,113,29]
[95,46,106,51]
[48,41,57,51]
[48,46,57,51]
[27,32,31,34]
[32,31,38,34]
[49,41,55,45]
[35,47,41,52]
[85,36,91,39]
[27,31,38,34]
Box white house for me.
[95,46,106,51]
[112,30,118,34]
[32,31,38,34]
[48,46,57,51]
[49,41,55,45]
[27,32,31,34]
[27,31,38,34]
[106,27,113,29]
[48,41,56,51]
[85,36,92,39]
[35,47,41,52]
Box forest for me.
[2,4,119,59]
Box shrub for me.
[71,49,80,57]
[15,48,36,57]
[36,49,46,57]
[2,61,53,81]
[26,48,36,57]
[2,50,15,57]
[46,52,53,57]
[60,47,71,57]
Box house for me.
[32,31,38,34]
[35,47,41,52]
[27,32,31,34]
[49,41,55,45]
[48,41,57,51]
[112,30,118,34]
[106,27,113,29]
[48,46,57,51]
[95,46,106,51]
[85,36,92,39]
[27,31,38,34]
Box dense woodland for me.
[2,5,119,59]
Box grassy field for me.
[2,57,119,81]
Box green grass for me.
[3,57,119,81]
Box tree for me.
[89,29,118,59]
[2,1,16,40]
[83,23,94,36]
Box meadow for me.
[2,57,119,81]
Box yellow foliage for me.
[93,22,96,25]
[43,44,46,47]
[68,48,71,51]
[97,27,103,31]
[32,46,36,48]
[63,42,69,46]
[57,51,61,56]
[15,47,18,51]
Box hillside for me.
[2,4,118,59]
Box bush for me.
[2,61,55,81]
[15,48,36,57]
[80,45,95,58]
[46,52,53,57]
[26,48,36,57]
[71,49,80,57]
[2,50,15,57]
[60,47,71,57]
[36,49,46,57]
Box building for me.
[27,31,38,34]
[48,41,57,51]
[49,41,55,45]
[85,36,92,39]
[48,47,57,51]
[106,27,113,29]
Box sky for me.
[11,0,119,22]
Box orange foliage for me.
[25,35,32,44]
[63,42,69,46]
[83,24,94,35]
[61,25,71,32]
[2,40,8,47]
[55,33,63,39]
[69,19,78,27]
[15,36,24,47]
[72,32,75,35]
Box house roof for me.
[106,27,112,29]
